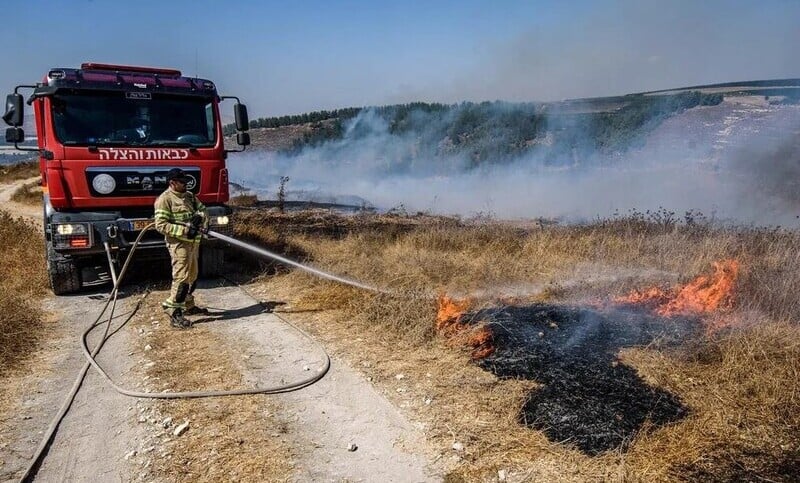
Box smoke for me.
[228,98,800,226]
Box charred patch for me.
[470,304,699,455]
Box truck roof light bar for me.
[80,63,182,77]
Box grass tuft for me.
[11,181,43,205]
[0,161,38,184]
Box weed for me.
[0,161,38,184]
[11,182,42,205]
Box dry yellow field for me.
[233,209,800,481]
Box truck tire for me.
[200,246,224,278]
[47,245,82,295]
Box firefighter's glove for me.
[190,213,204,229]
[187,213,205,239]
[186,224,200,239]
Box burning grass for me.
[614,259,739,318]
[234,209,800,481]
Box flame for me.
[615,259,739,317]
[614,286,671,306]
[657,260,739,316]
[435,294,495,360]
[436,294,471,332]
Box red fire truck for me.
[3,63,251,294]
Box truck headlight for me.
[56,223,88,235]
[53,223,92,249]
[92,173,116,194]
[213,215,229,225]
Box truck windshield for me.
[51,90,217,147]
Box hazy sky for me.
[3,0,798,117]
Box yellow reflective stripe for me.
[162,299,186,309]
[156,213,192,221]
[171,235,201,244]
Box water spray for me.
[207,230,388,294]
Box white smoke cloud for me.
[228,98,800,226]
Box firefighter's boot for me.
[166,282,193,328]
[184,282,210,315]
[169,309,192,329]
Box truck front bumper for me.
[48,205,233,256]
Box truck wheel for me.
[200,246,224,278]
[47,245,82,295]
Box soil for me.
[0,175,439,481]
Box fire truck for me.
[3,63,251,294]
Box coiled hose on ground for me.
[19,223,385,482]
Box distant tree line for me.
[223,107,363,135]
[226,92,724,164]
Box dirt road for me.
[0,176,40,223]
[0,176,439,482]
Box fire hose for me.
[19,223,386,482]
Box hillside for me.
[227,79,800,162]
[225,80,800,223]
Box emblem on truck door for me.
[185,175,197,190]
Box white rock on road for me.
[172,421,190,436]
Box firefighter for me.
[154,168,209,328]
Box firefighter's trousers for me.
[162,240,200,315]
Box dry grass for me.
[235,210,800,481]
[134,292,293,482]
[11,181,43,205]
[0,210,50,464]
[0,161,38,184]
[0,211,48,377]
[229,193,259,207]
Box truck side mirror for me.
[3,94,24,126]
[6,127,25,143]
[234,103,249,131]
[236,131,250,146]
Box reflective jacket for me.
[154,188,207,244]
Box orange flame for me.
[435,294,495,360]
[615,260,740,317]
[436,294,471,332]
[657,260,739,316]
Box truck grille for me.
[85,167,201,197]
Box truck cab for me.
[3,63,251,294]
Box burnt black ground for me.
[471,304,700,455]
